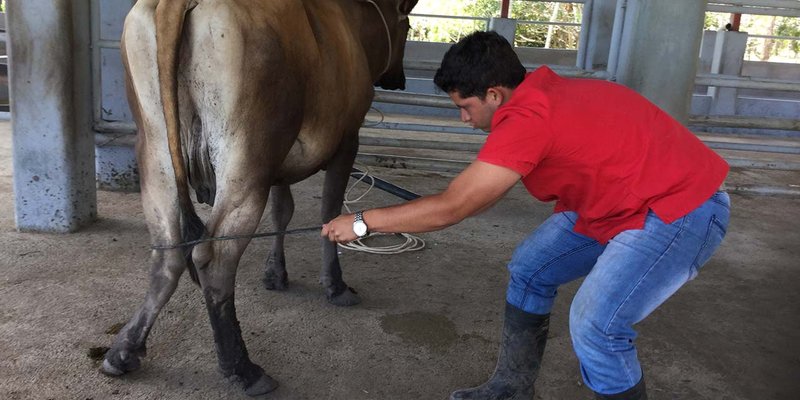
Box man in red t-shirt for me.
[323,31,730,400]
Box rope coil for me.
[338,164,425,254]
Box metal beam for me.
[696,73,800,92]
[707,4,800,17]
[709,0,800,9]
[689,115,800,132]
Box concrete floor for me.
[1,120,798,400]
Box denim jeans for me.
[506,191,730,395]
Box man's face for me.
[448,91,499,132]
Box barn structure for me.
[1,1,799,399]
[6,0,800,232]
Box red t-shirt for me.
[477,66,729,244]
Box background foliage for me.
[410,0,798,63]
[409,0,581,49]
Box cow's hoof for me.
[262,269,288,291]
[244,373,279,397]
[100,349,141,376]
[328,286,361,306]
[225,364,279,397]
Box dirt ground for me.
[1,120,799,400]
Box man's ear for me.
[485,87,503,105]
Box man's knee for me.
[569,291,637,354]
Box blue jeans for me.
[506,191,730,395]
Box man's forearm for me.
[363,193,466,234]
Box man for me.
[322,31,730,400]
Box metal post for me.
[576,0,593,69]
[730,13,742,31]
[606,0,627,80]
[501,0,511,18]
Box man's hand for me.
[321,213,357,243]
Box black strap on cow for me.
[151,226,323,250]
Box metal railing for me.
[708,1,800,17]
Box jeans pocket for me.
[689,215,727,280]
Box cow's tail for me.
[155,0,204,284]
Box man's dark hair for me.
[433,31,526,99]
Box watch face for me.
[353,221,368,237]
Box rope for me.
[365,0,393,77]
[362,107,386,127]
[151,226,321,250]
[338,164,425,254]
[150,166,423,254]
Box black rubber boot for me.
[450,302,549,400]
[594,377,648,400]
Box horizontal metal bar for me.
[360,136,482,152]
[725,157,800,170]
[689,115,800,131]
[705,141,800,154]
[709,0,800,10]
[695,73,800,92]
[721,183,800,197]
[707,4,800,17]
[402,60,611,76]
[748,34,800,41]
[518,0,587,3]
[356,153,470,174]
[94,120,137,133]
[516,20,581,27]
[374,91,454,108]
[96,39,122,49]
[524,0,587,3]
[410,13,490,23]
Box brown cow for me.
[102,0,417,395]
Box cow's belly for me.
[274,105,369,184]
[274,72,374,183]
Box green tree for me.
[407,0,491,43]
[410,0,581,49]
[776,16,800,56]
[704,12,729,30]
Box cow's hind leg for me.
[263,184,293,290]
[102,248,186,375]
[102,135,201,376]
[191,185,277,396]
[321,135,362,306]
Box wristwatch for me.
[353,211,369,238]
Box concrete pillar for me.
[612,0,708,124]
[577,0,618,71]
[8,0,96,232]
[489,17,517,44]
[708,30,748,115]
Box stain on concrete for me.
[379,311,458,351]
[87,346,109,361]
[105,322,125,335]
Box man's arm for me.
[322,161,522,243]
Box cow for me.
[101,0,418,396]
